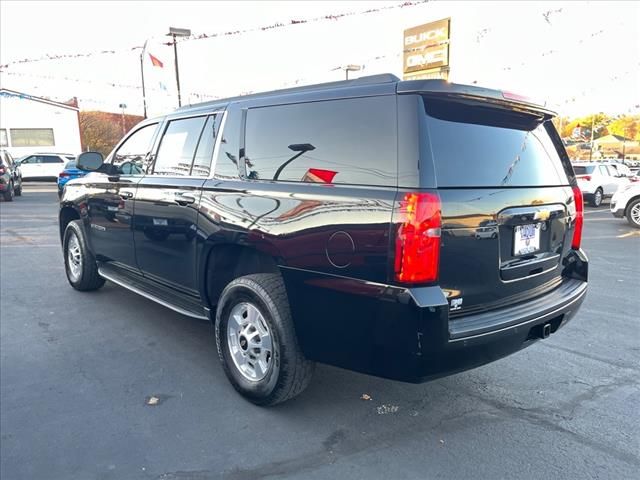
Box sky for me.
[1,0,638,118]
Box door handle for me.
[175,193,196,206]
[119,191,133,199]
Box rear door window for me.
[244,96,397,186]
[599,165,611,176]
[153,116,208,176]
[42,156,63,163]
[422,98,569,187]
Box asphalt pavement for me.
[1,183,639,480]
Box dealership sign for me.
[403,18,450,79]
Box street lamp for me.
[166,26,191,108]
[343,64,362,80]
[118,103,127,135]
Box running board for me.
[98,263,209,320]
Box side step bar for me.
[98,263,209,321]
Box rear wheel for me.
[215,273,314,406]
[14,181,22,196]
[591,188,603,207]
[63,220,105,291]
[2,182,14,202]
[626,198,640,228]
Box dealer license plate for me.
[513,223,541,256]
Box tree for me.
[79,111,144,157]
[606,115,640,141]
[561,113,610,140]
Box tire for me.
[626,198,640,228]
[63,220,105,291]
[2,182,14,202]
[215,273,314,406]
[591,188,603,207]
[14,182,22,196]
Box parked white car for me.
[611,181,640,228]
[573,161,633,207]
[17,153,75,180]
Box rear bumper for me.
[283,249,588,383]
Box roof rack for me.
[178,73,400,111]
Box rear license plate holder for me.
[513,223,541,256]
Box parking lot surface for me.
[1,183,639,480]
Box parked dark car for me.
[57,160,87,198]
[0,149,23,201]
[59,74,588,405]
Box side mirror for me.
[77,151,104,171]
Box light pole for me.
[139,41,148,119]
[344,64,362,80]
[118,103,127,135]
[622,127,628,163]
[167,27,191,108]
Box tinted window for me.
[573,165,595,175]
[153,116,207,176]
[65,161,76,169]
[191,115,218,176]
[244,96,397,186]
[22,156,40,164]
[422,98,568,187]
[42,156,63,164]
[112,123,158,175]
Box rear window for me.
[422,98,569,187]
[573,165,595,175]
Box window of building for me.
[153,116,209,176]
[244,96,397,186]
[9,128,55,147]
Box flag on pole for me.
[149,53,164,68]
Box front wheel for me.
[14,182,22,196]
[63,220,105,291]
[215,273,314,406]
[591,188,603,207]
[626,198,640,228]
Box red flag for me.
[149,53,163,68]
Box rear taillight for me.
[579,175,592,181]
[393,192,442,283]
[571,186,583,250]
[59,172,70,178]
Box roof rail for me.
[178,73,400,111]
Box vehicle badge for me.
[450,298,463,311]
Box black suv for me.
[59,74,588,405]
[0,149,23,201]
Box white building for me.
[0,89,82,158]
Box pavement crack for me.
[444,379,640,468]
[540,342,639,371]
